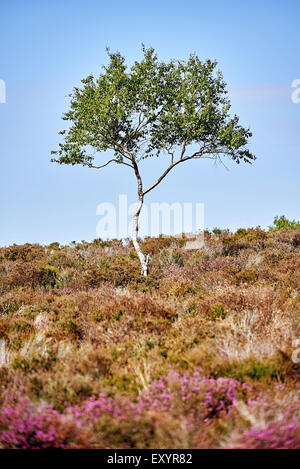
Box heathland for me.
[0,218,300,448]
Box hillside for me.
[0,226,300,448]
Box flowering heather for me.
[0,370,252,449]
[233,420,300,449]
[139,369,250,422]
[0,392,89,449]
[0,228,300,448]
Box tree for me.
[52,46,255,276]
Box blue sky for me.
[0,0,299,245]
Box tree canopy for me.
[51,46,255,171]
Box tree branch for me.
[162,144,175,164]
[88,158,134,169]
[180,140,187,160]
[142,145,218,196]
[143,154,194,196]
[118,144,144,196]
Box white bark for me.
[132,192,149,276]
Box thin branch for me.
[114,143,136,161]
[162,144,175,164]
[116,150,133,162]
[143,145,220,196]
[143,154,194,196]
[124,106,164,146]
[88,159,133,169]
[124,110,149,144]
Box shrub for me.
[0,244,45,262]
[222,228,267,256]
[37,265,59,288]
[0,391,90,448]
[139,369,250,422]
[269,215,300,231]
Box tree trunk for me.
[132,193,149,276]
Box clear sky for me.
[0,0,299,245]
